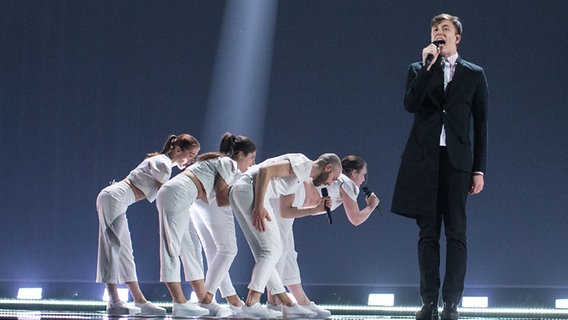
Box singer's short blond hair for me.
[431,13,462,35]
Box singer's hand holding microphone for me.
[423,39,445,71]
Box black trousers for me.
[416,147,470,305]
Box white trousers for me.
[96,181,138,284]
[190,200,238,298]
[272,200,302,286]
[157,174,204,283]
[229,176,285,294]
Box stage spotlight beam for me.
[200,0,278,153]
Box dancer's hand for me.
[252,206,271,232]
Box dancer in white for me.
[156,143,240,317]
[268,155,380,317]
[230,153,342,318]
[189,133,256,317]
[96,134,200,316]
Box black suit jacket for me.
[391,56,488,218]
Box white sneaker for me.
[198,301,233,317]
[266,308,283,318]
[267,303,282,312]
[172,301,209,317]
[283,303,317,318]
[106,301,141,316]
[301,302,331,318]
[135,301,167,316]
[243,302,283,318]
[229,304,246,317]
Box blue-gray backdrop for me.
[1,0,567,304]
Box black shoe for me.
[416,302,439,320]
[440,302,458,320]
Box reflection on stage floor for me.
[1,300,568,320]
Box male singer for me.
[391,13,488,320]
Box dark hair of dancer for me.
[147,134,200,158]
[341,155,367,176]
[197,132,256,162]
[219,132,256,160]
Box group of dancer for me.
[96,132,380,318]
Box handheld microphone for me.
[321,187,332,224]
[362,186,382,215]
[361,186,372,198]
[424,39,446,69]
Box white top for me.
[187,156,237,201]
[293,173,359,212]
[245,153,313,201]
[126,154,172,203]
[319,173,359,211]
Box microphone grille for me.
[321,187,328,197]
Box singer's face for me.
[431,19,460,57]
